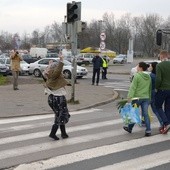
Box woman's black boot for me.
[60,125,69,139]
[49,125,59,140]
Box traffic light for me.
[81,22,87,31]
[156,29,162,46]
[67,2,81,23]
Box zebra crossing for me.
[100,80,131,99]
[0,107,170,170]
[100,80,130,91]
[100,80,131,90]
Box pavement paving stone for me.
[0,82,117,118]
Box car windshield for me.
[22,55,32,59]
[63,60,72,66]
[0,59,5,64]
[21,60,29,64]
[117,55,126,58]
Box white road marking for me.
[95,150,170,170]
[0,119,122,145]
[14,135,170,170]
[0,122,161,160]
[0,108,101,124]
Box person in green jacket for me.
[155,50,170,134]
[123,62,152,137]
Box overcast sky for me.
[0,0,170,35]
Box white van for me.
[30,47,48,58]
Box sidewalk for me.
[0,59,142,118]
[0,81,118,118]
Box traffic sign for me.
[100,42,106,50]
[100,32,106,41]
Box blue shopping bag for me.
[120,103,141,125]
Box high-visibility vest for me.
[102,58,108,68]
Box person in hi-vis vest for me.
[102,56,109,79]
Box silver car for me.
[29,58,88,79]
[0,58,30,75]
[113,54,127,64]
[0,59,10,76]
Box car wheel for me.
[63,70,71,79]
[33,69,42,77]
[84,61,90,65]
[121,60,124,64]
[113,62,116,64]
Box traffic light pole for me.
[66,1,81,103]
[70,21,77,103]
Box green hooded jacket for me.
[127,72,151,100]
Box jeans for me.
[150,90,163,126]
[128,99,151,133]
[102,67,107,79]
[155,89,170,126]
[92,68,100,84]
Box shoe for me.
[145,132,151,137]
[96,83,98,86]
[141,123,146,127]
[162,125,170,134]
[49,134,59,140]
[159,126,165,134]
[61,134,69,139]
[123,126,132,133]
[92,83,94,85]
[14,88,19,90]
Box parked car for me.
[1,58,30,75]
[0,59,10,76]
[46,53,59,58]
[76,53,94,65]
[22,54,38,64]
[29,58,88,79]
[113,54,127,64]
[64,55,73,63]
[130,60,161,82]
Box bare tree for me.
[135,14,163,57]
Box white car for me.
[0,58,30,75]
[76,53,94,65]
[130,60,161,82]
[29,58,88,79]
[113,54,127,64]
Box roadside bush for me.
[0,74,7,85]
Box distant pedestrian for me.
[92,53,103,85]
[43,55,70,140]
[102,55,109,79]
[10,49,23,90]
[123,62,152,137]
[148,62,163,127]
[155,50,170,134]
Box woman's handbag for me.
[120,103,141,125]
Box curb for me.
[70,90,119,111]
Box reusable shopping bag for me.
[120,103,141,125]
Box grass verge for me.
[0,75,8,85]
